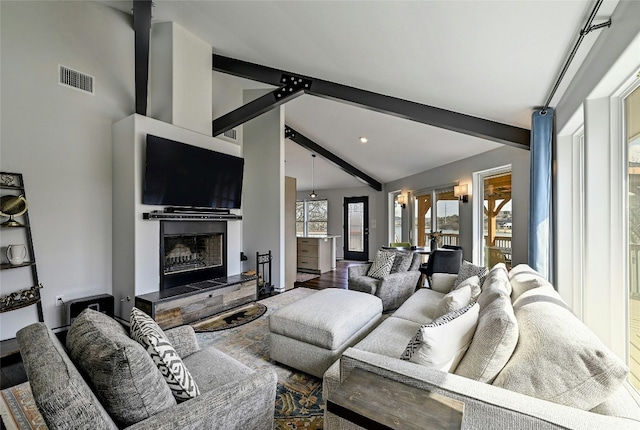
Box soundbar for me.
[164,207,231,214]
[143,212,242,221]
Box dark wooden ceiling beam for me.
[213,54,531,150]
[133,0,153,116]
[212,75,309,137]
[285,126,382,191]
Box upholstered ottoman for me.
[269,289,383,378]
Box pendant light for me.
[309,154,317,199]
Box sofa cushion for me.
[16,323,118,430]
[432,285,473,319]
[392,288,445,325]
[509,263,554,302]
[183,346,254,393]
[390,250,413,273]
[354,316,422,357]
[476,263,511,309]
[454,260,488,288]
[493,286,629,410]
[401,303,479,372]
[66,309,175,427]
[130,308,200,402]
[454,294,518,383]
[367,250,396,279]
[430,273,458,293]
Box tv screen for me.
[143,134,244,209]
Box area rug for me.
[0,287,323,430]
[197,287,323,430]
[0,382,45,430]
[296,272,320,283]
[191,302,267,332]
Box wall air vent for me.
[58,65,94,95]
[223,129,238,141]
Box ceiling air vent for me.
[223,129,238,141]
[58,65,94,95]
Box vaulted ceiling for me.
[104,0,619,191]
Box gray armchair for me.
[348,251,422,311]
[16,318,277,430]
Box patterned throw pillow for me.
[401,302,479,372]
[130,308,200,402]
[367,250,396,279]
[390,251,413,273]
[432,285,473,319]
[454,260,488,288]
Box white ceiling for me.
[103,0,619,191]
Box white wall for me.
[385,146,530,265]
[0,1,134,337]
[242,89,286,291]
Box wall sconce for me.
[454,184,469,202]
[397,195,406,209]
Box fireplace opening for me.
[160,221,227,290]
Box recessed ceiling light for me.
[359,137,368,143]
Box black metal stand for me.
[256,251,273,298]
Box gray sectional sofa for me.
[16,309,277,430]
[324,263,640,429]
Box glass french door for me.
[344,196,369,261]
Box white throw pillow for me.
[453,275,481,300]
[400,302,479,372]
[429,273,458,293]
[432,285,473,320]
[130,308,200,402]
[367,250,396,279]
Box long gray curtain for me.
[528,108,554,281]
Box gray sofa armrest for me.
[164,325,200,358]
[17,323,119,430]
[336,348,640,430]
[348,263,371,278]
[126,368,278,430]
[377,270,422,311]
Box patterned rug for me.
[197,287,323,430]
[191,302,267,332]
[0,287,323,430]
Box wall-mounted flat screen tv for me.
[143,134,244,209]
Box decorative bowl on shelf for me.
[0,194,28,226]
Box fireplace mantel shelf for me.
[143,212,242,221]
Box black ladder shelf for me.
[0,172,44,358]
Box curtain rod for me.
[541,0,611,113]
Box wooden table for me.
[327,368,464,430]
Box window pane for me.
[348,202,365,252]
[307,200,328,221]
[626,84,640,391]
[483,173,512,269]
[435,190,459,247]
[296,201,304,222]
[394,195,403,242]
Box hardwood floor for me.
[294,260,367,290]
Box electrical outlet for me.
[55,295,64,307]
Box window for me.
[296,199,328,237]
[412,187,459,247]
[625,83,640,391]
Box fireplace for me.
[160,221,227,290]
